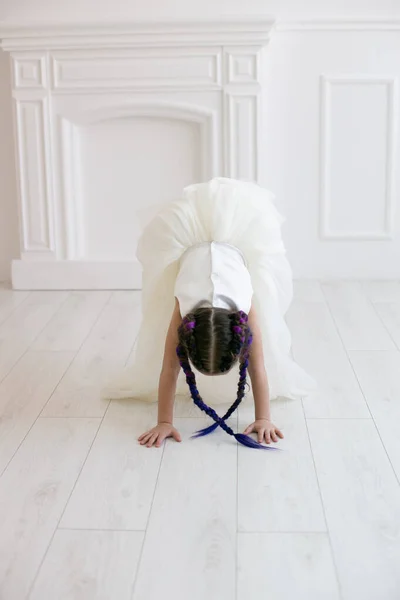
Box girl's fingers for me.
[138,431,152,442]
[271,430,278,443]
[139,433,152,445]
[146,434,158,447]
[155,434,164,448]
[264,430,271,444]
[258,429,264,443]
[172,429,182,442]
[244,425,253,435]
[276,429,284,439]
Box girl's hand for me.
[138,423,182,448]
[243,419,284,445]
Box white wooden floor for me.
[1,281,400,600]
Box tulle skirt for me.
[108,177,317,404]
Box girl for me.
[120,178,316,449]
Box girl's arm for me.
[247,305,271,420]
[157,297,182,424]
[245,305,284,444]
[138,298,182,447]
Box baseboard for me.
[11,260,399,290]
[11,259,142,290]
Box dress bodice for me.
[174,241,253,317]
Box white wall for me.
[1,0,399,21]
[1,1,400,283]
[0,51,19,282]
[260,28,400,278]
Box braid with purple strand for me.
[192,311,255,438]
[177,312,275,450]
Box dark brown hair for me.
[177,307,247,375]
[176,307,273,449]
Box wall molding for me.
[226,47,260,85]
[0,20,275,51]
[225,92,260,181]
[12,53,47,89]
[14,97,55,257]
[275,18,400,32]
[2,18,400,51]
[319,74,398,241]
[50,48,222,91]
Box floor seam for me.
[25,414,105,599]
[321,283,400,488]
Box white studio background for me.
[0,0,400,286]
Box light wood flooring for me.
[1,281,400,600]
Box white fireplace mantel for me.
[0,20,275,289]
[0,20,275,50]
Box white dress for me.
[175,241,253,317]
[110,177,316,403]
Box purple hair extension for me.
[191,357,249,438]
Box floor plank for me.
[0,291,68,383]
[373,302,400,350]
[360,281,400,303]
[0,350,74,475]
[300,346,370,419]
[238,399,326,532]
[33,291,111,352]
[0,417,100,600]
[308,418,400,600]
[60,400,163,531]
[29,529,144,600]
[42,292,140,417]
[0,289,30,326]
[132,418,237,600]
[174,374,245,418]
[293,280,326,303]
[287,300,342,348]
[287,300,370,418]
[321,282,396,351]
[238,533,340,600]
[349,350,400,481]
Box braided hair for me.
[176,308,275,450]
